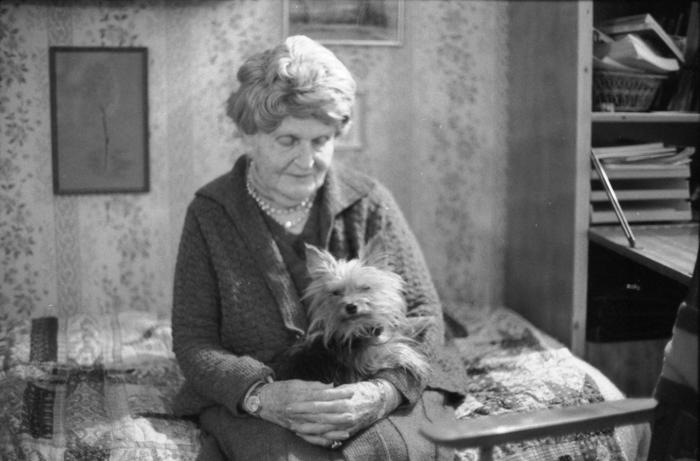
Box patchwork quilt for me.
[0,308,649,461]
[448,307,648,461]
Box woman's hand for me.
[257,380,354,443]
[284,379,401,447]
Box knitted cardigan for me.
[171,155,453,417]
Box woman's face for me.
[245,116,336,207]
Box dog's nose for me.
[345,303,358,315]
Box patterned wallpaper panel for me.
[0,1,509,325]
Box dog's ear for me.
[360,234,391,269]
[304,244,336,274]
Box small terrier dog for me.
[277,236,432,385]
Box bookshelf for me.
[506,0,698,395]
[506,1,593,359]
[591,112,700,123]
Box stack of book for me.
[594,14,684,74]
[590,142,694,224]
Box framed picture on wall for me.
[50,47,149,195]
[335,92,364,151]
[283,0,404,46]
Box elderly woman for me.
[172,35,465,460]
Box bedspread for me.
[449,307,649,460]
[0,307,649,461]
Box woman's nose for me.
[296,143,315,168]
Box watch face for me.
[247,395,261,414]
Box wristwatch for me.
[242,380,267,416]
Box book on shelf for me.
[593,36,678,74]
[592,142,678,158]
[592,142,665,155]
[667,1,699,112]
[684,1,699,60]
[602,34,680,73]
[593,55,647,73]
[597,13,685,63]
[590,207,691,224]
[592,164,690,179]
[601,146,695,165]
[593,27,614,44]
[590,174,690,199]
[589,148,692,224]
[666,64,699,111]
[590,188,690,202]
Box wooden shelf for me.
[592,112,700,123]
[588,223,699,285]
[508,1,698,359]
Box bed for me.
[0,306,650,460]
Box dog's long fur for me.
[276,237,432,386]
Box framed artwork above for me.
[335,92,364,151]
[50,47,149,195]
[284,0,404,46]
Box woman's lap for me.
[198,390,455,461]
[199,405,345,461]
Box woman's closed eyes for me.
[276,134,332,149]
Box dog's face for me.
[303,243,407,348]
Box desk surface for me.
[588,223,699,285]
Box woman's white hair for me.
[227,35,356,136]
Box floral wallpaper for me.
[412,2,508,306]
[1,5,49,324]
[0,0,509,325]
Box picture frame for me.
[283,0,404,46]
[50,47,149,195]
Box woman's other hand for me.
[257,380,353,441]
[285,379,401,446]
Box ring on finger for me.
[330,441,342,450]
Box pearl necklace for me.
[246,166,313,229]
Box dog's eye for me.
[331,288,343,296]
[359,284,371,292]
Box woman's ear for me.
[240,132,257,151]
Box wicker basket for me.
[593,70,667,112]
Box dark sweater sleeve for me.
[366,183,447,405]
[171,203,273,416]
